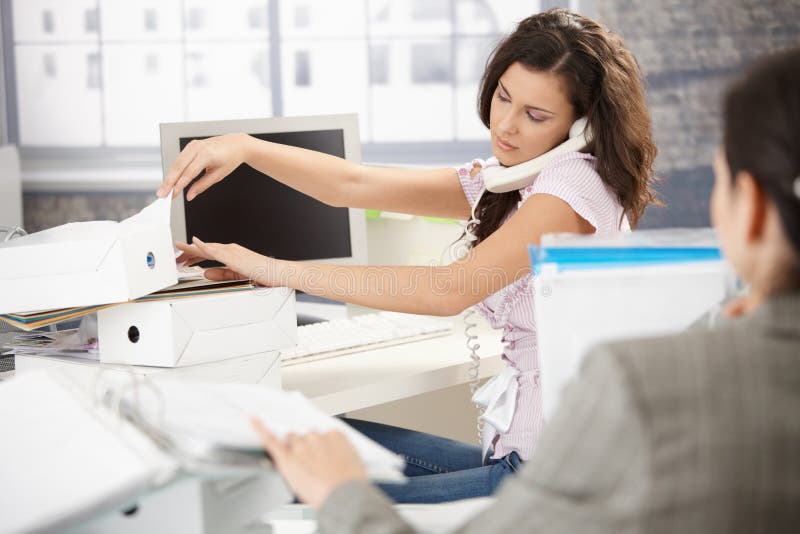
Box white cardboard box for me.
[14,350,283,390]
[97,287,297,367]
[0,198,177,314]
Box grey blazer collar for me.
[750,291,800,336]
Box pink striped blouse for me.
[457,151,630,461]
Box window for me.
[294,50,311,86]
[411,0,449,21]
[4,0,583,169]
[294,3,310,27]
[369,44,389,85]
[411,42,452,84]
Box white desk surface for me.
[282,315,505,415]
[1,316,507,415]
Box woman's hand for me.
[175,237,283,285]
[157,133,254,201]
[722,290,767,318]
[251,418,368,509]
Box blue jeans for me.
[343,418,523,503]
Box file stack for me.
[529,228,737,418]
[0,198,297,387]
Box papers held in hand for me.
[109,377,405,482]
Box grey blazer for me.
[318,292,800,533]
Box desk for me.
[283,315,505,415]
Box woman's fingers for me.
[175,239,267,284]
[159,140,201,197]
[204,268,243,281]
[172,156,209,199]
[175,241,203,257]
[175,240,216,263]
[175,242,194,259]
[186,167,228,201]
[250,417,289,465]
[175,253,203,266]
[175,240,199,251]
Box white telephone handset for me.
[459,117,592,445]
[482,117,592,193]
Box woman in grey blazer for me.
[252,47,800,533]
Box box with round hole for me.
[97,288,296,367]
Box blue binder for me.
[528,245,722,275]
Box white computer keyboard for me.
[280,312,454,365]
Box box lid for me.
[0,198,178,315]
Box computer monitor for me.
[160,114,368,266]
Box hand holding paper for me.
[122,380,404,481]
[251,418,368,508]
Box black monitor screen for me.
[181,130,352,264]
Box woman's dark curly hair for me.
[468,8,658,244]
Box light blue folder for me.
[528,245,722,275]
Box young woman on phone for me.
[159,8,658,503]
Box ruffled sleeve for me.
[518,152,607,231]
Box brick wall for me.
[23,192,154,233]
[596,0,800,227]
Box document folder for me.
[0,198,177,315]
[529,228,737,418]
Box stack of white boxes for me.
[0,198,297,389]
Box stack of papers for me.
[122,379,406,482]
[2,329,99,360]
[0,304,114,332]
[0,197,263,333]
[0,277,253,331]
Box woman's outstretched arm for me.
[176,193,592,316]
[159,133,471,219]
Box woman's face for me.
[489,62,576,167]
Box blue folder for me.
[528,245,722,275]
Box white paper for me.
[541,227,719,248]
[130,380,405,481]
[118,196,171,235]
